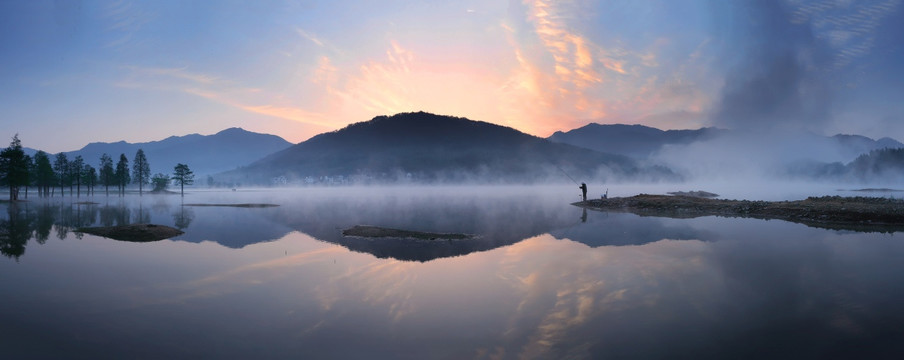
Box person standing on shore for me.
[580,182,587,201]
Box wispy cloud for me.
[124,65,222,85]
[295,27,345,56]
[296,28,325,47]
[118,65,336,130]
[793,0,901,70]
[525,0,602,89]
[110,2,714,140]
[101,0,154,49]
[492,0,699,133]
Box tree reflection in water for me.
[173,205,194,230]
[0,201,153,260]
[0,203,33,260]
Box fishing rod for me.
[557,166,579,185]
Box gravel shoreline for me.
[575,194,904,232]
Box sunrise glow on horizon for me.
[2,0,902,153]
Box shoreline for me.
[575,194,904,232]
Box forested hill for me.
[221,112,679,184]
[550,123,904,163]
[548,123,726,159]
[847,148,904,180]
[59,128,291,177]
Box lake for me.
[2,186,904,359]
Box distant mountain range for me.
[548,123,903,162]
[220,112,679,184]
[15,114,904,185]
[829,134,904,162]
[548,123,727,159]
[28,128,292,177]
[787,147,904,182]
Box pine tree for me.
[0,135,29,201]
[115,154,129,196]
[83,164,97,196]
[172,163,195,196]
[99,153,114,196]
[33,151,54,197]
[53,153,69,197]
[71,155,84,198]
[132,149,150,196]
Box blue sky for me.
[1,0,902,153]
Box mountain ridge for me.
[27,128,293,178]
[550,123,904,162]
[222,112,678,184]
[548,123,727,159]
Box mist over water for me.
[631,0,904,186]
[2,186,904,358]
[3,0,903,356]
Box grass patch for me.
[182,203,279,208]
[342,225,473,241]
[76,224,183,242]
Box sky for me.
[1,0,902,153]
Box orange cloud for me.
[117,2,710,144]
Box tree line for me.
[0,135,194,201]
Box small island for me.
[342,225,473,241]
[575,194,904,232]
[76,224,184,242]
[182,203,280,208]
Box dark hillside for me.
[224,112,678,184]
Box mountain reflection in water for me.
[2,187,904,358]
[3,187,902,262]
[2,189,715,262]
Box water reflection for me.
[172,206,194,230]
[0,203,32,259]
[2,188,899,263]
[272,190,578,261]
[1,200,189,258]
[0,198,293,259]
[37,222,899,359]
[550,210,713,247]
[2,189,904,358]
[3,191,581,262]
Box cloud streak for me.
[119,65,338,131]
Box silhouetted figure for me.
[579,182,587,201]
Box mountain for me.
[550,123,904,164]
[221,112,679,184]
[830,134,904,161]
[846,148,904,181]
[61,128,292,177]
[548,123,726,159]
[785,147,904,182]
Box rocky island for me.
[575,194,904,232]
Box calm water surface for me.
[2,186,903,359]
